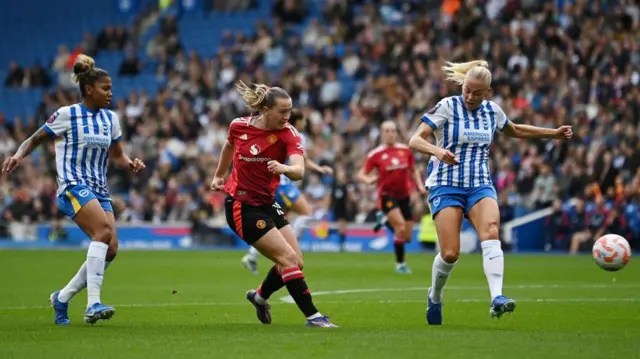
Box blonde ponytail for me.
[441,60,491,86]
[235,81,290,113]
[236,81,271,112]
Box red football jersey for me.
[363,143,415,199]
[224,117,304,206]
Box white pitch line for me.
[1,297,639,312]
[1,296,639,312]
[279,283,640,303]
[1,283,638,311]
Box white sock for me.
[429,253,456,304]
[481,239,504,300]
[86,242,109,307]
[246,246,259,261]
[306,312,323,320]
[58,261,87,303]
[292,215,313,238]
[58,260,112,303]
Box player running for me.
[357,121,426,274]
[3,55,146,325]
[240,109,332,274]
[409,60,572,325]
[211,81,337,328]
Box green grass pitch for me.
[0,250,638,359]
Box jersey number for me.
[272,202,285,216]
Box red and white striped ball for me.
[592,234,632,272]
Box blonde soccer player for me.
[409,60,572,325]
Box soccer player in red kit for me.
[357,121,426,274]
[210,81,337,328]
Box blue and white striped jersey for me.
[43,103,122,197]
[280,132,307,186]
[421,96,510,188]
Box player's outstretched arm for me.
[502,122,573,140]
[409,123,458,165]
[109,141,145,172]
[2,127,51,174]
[356,167,377,185]
[268,154,305,181]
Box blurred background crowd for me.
[0,0,639,251]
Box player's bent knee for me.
[273,249,300,269]
[390,219,406,234]
[479,221,500,241]
[93,222,113,244]
[440,249,460,263]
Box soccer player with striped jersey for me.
[357,121,425,273]
[409,60,572,325]
[241,109,333,274]
[211,81,336,328]
[3,55,146,325]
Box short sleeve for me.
[107,111,122,143]
[42,107,71,138]
[227,118,245,145]
[421,98,449,130]
[285,128,304,157]
[363,153,376,174]
[282,124,304,158]
[226,125,234,145]
[489,102,510,132]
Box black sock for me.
[257,265,284,300]
[281,266,319,317]
[394,237,405,263]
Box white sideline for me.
[278,282,640,303]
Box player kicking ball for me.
[211,81,337,328]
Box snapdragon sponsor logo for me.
[239,154,272,163]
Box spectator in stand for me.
[4,62,25,87]
[571,196,610,254]
[544,198,572,251]
[119,51,142,76]
[568,198,589,254]
[530,163,556,209]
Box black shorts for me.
[224,195,289,245]
[379,195,413,220]
[332,202,353,221]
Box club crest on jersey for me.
[256,220,266,229]
[46,111,59,124]
[249,144,261,156]
[268,134,278,144]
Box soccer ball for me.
[592,234,632,272]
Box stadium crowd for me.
[1,0,639,250]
